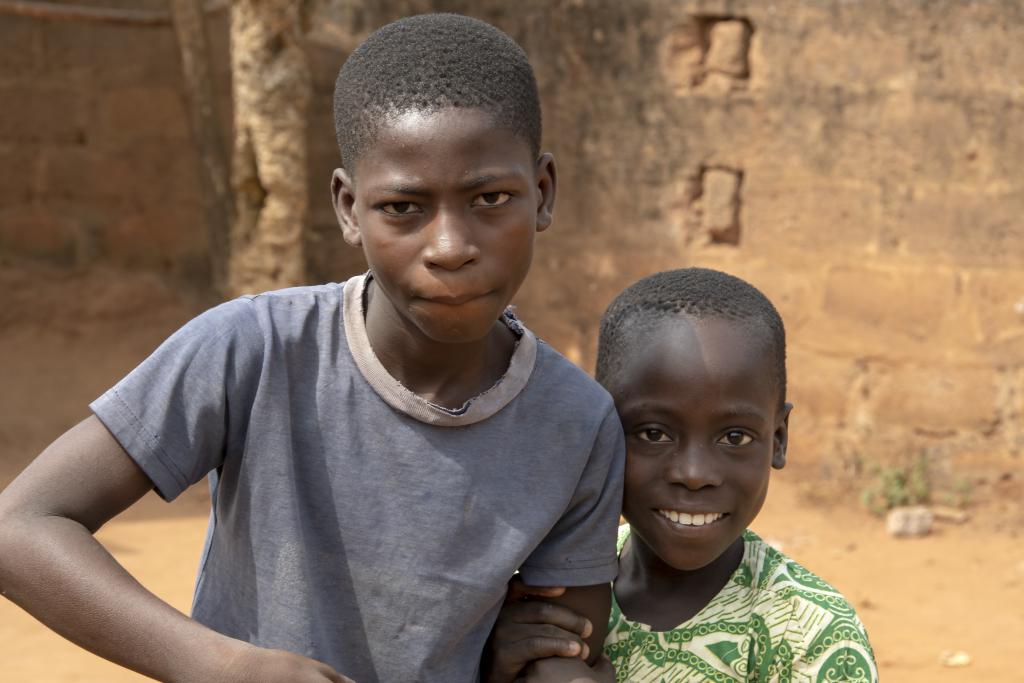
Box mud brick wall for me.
[2,0,1022,482]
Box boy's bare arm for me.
[0,416,350,683]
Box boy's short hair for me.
[596,268,787,402]
[332,13,542,172]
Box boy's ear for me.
[331,168,362,247]
[534,152,557,232]
[772,402,793,470]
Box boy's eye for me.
[718,430,753,447]
[380,201,420,215]
[472,192,511,207]
[637,428,671,443]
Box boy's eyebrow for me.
[372,182,431,196]
[369,172,522,196]
[457,173,518,191]
[715,406,768,422]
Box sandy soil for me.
[1,265,1021,682]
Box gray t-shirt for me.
[90,273,624,682]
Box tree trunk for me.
[169,0,233,296]
[228,0,311,296]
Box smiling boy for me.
[0,15,623,682]
[492,268,878,682]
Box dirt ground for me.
[1,265,1021,682]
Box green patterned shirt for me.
[606,527,878,682]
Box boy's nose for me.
[665,444,723,490]
[422,212,480,271]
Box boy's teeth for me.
[659,510,723,526]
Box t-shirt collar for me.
[342,272,538,426]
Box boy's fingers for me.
[510,601,592,638]
[511,635,582,662]
[506,624,588,664]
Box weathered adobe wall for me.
[2,1,1022,486]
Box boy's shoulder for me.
[738,530,845,596]
[739,530,877,675]
[202,281,349,345]
[740,529,860,619]
[529,333,616,416]
[237,281,347,315]
[191,282,347,331]
[240,281,347,301]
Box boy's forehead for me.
[378,108,448,137]
[376,108,504,145]
[352,107,536,179]
[644,314,760,357]
[614,315,777,400]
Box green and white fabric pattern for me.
[606,527,878,682]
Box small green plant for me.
[943,477,973,509]
[859,455,932,516]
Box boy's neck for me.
[363,279,516,410]
[615,533,745,631]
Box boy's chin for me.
[411,313,506,346]
[632,515,746,574]
[661,551,729,573]
[407,301,510,346]
[645,541,739,574]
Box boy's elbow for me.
[0,488,23,546]
[0,497,83,608]
[0,497,31,585]
[0,488,64,578]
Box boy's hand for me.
[519,655,616,683]
[217,643,355,683]
[485,578,594,683]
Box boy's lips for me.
[655,508,730,528]
[418,290,493,305]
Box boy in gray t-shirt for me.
[0,14,623,683]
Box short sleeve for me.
[519,401,625,586]
[90,298,264,501]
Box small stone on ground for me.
[886,506,933,538]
